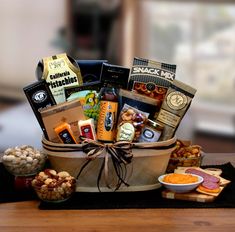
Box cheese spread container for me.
[138,119,164,142]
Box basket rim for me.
[42,136,177,158]
[42,136,177,149]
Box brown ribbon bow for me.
[76,139,133,191]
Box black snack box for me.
[23,80,56,139]
[64,81,102,101]
[76,60,108,83]
[100,63,130,89]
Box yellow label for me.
[157,109,180,128]
[42,53,83,104]
[97,100,118,142]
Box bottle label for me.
[97,100,118,142]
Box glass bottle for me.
[97,84,118,142]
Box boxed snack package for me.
[40,99,86,143]
[128,57,176,117]
[36,53,83,104]
[100,63,130,89]
[23,80,56,139]
[156,80,196,141]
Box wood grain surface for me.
[0,201,235,232]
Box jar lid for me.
[147,119,164,131]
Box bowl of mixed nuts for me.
[166,140,202,173]
[31,169,76,203]
[2,145,46,176]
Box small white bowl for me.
[158,173,204,193]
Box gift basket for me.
[21,54,199,192]
[12,54,200,195]
[2,53,232,206]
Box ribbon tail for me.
[76,159,91,179]
[111,155,121,191]
[97,158,105,192]
[110,154,129,191]
[109,148,127,182]
[117,162,130,189]
[104,152,111,189]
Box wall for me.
[0,0,65,99]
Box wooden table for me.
[1,153,235,232]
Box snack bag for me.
[128,57,176,118]
[36,53,83,104]
[116,104,149,142]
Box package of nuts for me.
[31,169,76,202]
[116,104,149,142]
[166,140,202,172]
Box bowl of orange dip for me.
[158,173,203,193]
